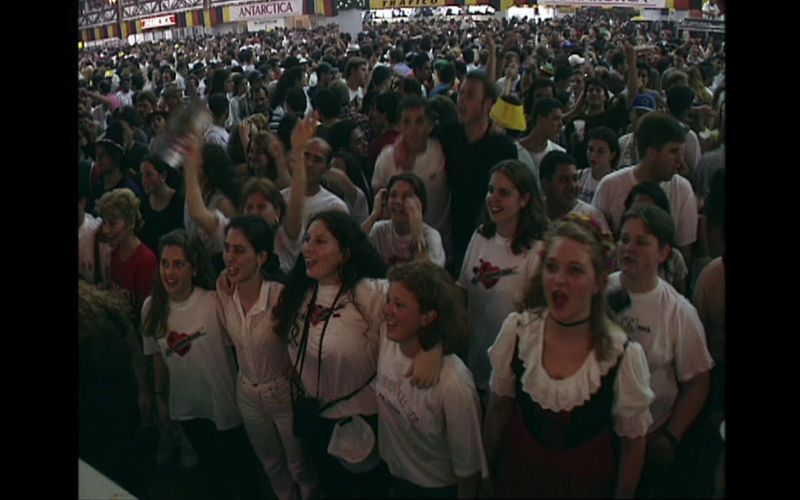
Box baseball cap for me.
[632,93,657,112]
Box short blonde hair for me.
[97,188,142,230]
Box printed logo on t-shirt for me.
[377,372,420,425]
[617,316,652,336]
[166,329,207,357]
[309,300,348,326]
[470,259,517,289]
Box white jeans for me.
[237,373,321,500]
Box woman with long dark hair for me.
[142,229,262,500]
[217,215,321,499]
[272,210,440,498]
[457,159,549,404]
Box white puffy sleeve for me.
[487,312,524,398]
[613,341,655,438]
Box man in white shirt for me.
[539,150,609,232]
[279,136,349,271]
[344,57,368,112]
[518,97,567,173]
[116,76,134,107]
[592,112,698,268]
[205,93,230,148]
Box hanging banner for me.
[540,0,666,7]
[140,14,178,30]
[369,0,449,8]
[230,0,303,20]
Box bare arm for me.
[184,136,222,237]
[283,116,317,241]
[615,435,646,498]
[665,370,710,440]
[361,188,387,235]
[486,33,497,83]
[625,42,639,110]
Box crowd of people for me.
[78,7,725,499]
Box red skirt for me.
[495,404,617,498]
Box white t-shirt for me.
[204,124,230,148]
[577,167,605,204]
[376,324,489,488]
[496,75,521,94]
[280,186,350,233]
[524,140,566,170]
[591,166,698,247]
[142,288,241,430]
[368,220,446,268]
[217,280,291,384]
[287,279,388,420]
[606,273,714,431]
[488,310,654,438]
[372,138,452,253]
[515,142,541,191]
[116,90,134,108]
[457,232,543,390]
[568,199,611,234]
[79,213,102,284]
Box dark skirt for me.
[495,404,617,498]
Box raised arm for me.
[283,115,318,241]
[362,188,387,235]
[183,136,222,238]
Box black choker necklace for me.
[551,314,592,328]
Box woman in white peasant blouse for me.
[483,214,655,498]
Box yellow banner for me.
[369,0,447,9]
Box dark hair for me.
[387,172,428,214]
[401,76,423,97]
[202,143,241,209]
[272,66,305,110]
[525,78,557,115]
[273,211,388,342]
[344,57,367,80]
[539,151,577,183]
[227,124,247,165]
[314,88,342,120]
[209,68,230,95]
[464,70,499,104]
[373,91,401,124]
[113,106,143,128]
[666,85,696,120]
[428,95,458,126]
[277,113,299,154]
[610,50,627,70]
[208,93,230,120]
[412,52,430,71]
[134,90,157,107]
[141,153,180,190]
[241,177,287,225]
[436,62,456,85]
[387,261,468,355]
[634,112,687,159]
[586,126,620,167]
[328,120,360,154]
[398,95,432,120]
[285,86,308,114]
[517,215,616,361]
[584,77,609,101]
[532,97,564,123]
[623,182,672,214]
[621,203,676,248]
[225,215,283,282]
[367,65,392,92]
[389,48,404,63]
[131,73,145,91]
[478,160,549,255]
[142,229,215,338]
[554,65,572,83]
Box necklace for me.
[551,314,591,328]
